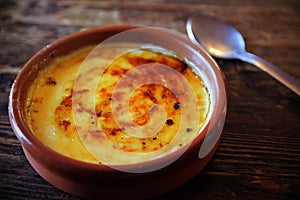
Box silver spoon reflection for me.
[186,14,300,95]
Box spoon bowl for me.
[187,14,245,59]
[187,13,300,95]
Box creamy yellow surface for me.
[25,44,210,164]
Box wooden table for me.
[1,0,299,199]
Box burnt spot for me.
[111,128,122,136]
[96,111,102,117]
[166,119,174,125]
[186,128,192,132]
[174,102,180,110]
[143,89,152,97]
[180,62,188,73]
[170,58,189,73]
[59,120,71,130]
[150,96,157,103]
[61,95,72,108]
[45,77,57,85]
[152,137,157,140]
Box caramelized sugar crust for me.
[26,45,210,163]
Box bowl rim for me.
[8,25,227,173]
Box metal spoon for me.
[186,14,300,95]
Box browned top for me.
[25,45,210,163]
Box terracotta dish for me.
[9,26,227,199]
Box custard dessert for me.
[25,44,210,164]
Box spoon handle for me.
[237,51,300,96]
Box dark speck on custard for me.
[96,111,102,117]
[181,62,188,73]
[45,77,57,85]
[173,102,180,110]
[111,128,122,136]
[59,120,71,131]
[186,128,192,132]
[166,119,174,125]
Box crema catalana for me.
[25,44,210,164]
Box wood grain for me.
[0,0,299,199]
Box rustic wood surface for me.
[0,0,299,199]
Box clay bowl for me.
[8,25,227,199]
